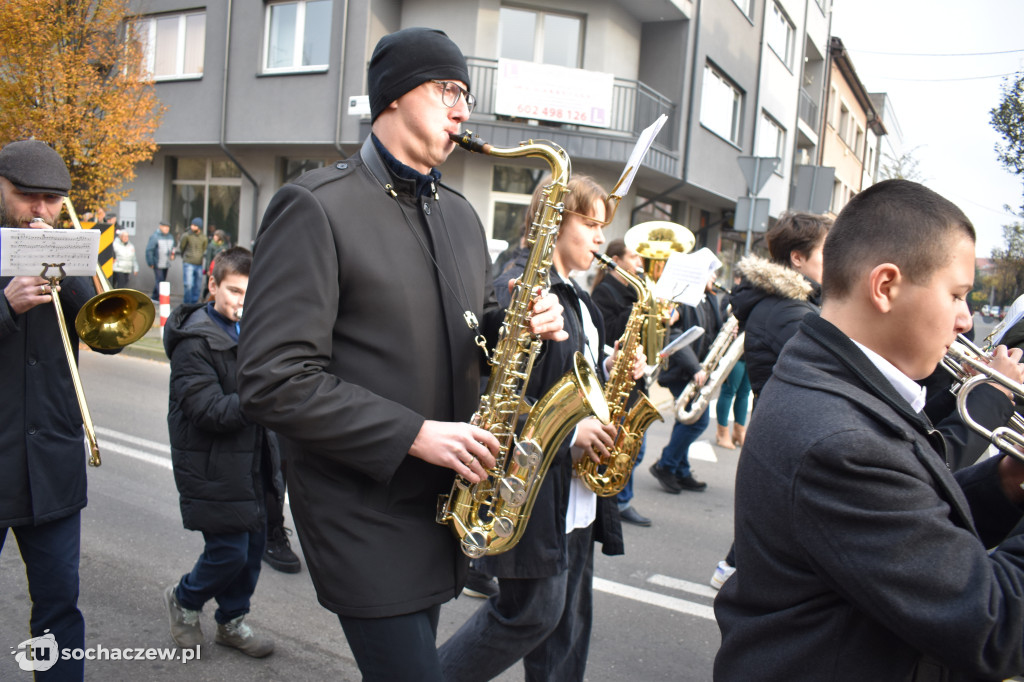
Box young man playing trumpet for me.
[715,179,1024,681]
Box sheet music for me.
[610,114,668,199]
[0,228,100,277]
[653,248,722,307]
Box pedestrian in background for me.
[112,229,139,289]
[145,221,176,299]
[163,247,281,658]
[178,217,207,304]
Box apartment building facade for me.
[122,0,834,293]
[820,36,886,216]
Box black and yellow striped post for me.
[80,219,116,279]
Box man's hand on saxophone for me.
[409,421,499,484]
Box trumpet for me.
[943,334,1024,462]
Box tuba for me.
[436,132,610,558]
[623,221,695,368]
[576,252,664,496]
[674,315,744,424]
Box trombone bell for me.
[75,287,157,350]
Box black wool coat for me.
[1,276,120,527]
[237,137,502,618]
[715,314,1024,682]
[731,254,819,397]
[164,303,282,534]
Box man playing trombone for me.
[0,140,120,681]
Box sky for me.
[830,0,1024,257]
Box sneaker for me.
[710,560,736,590]
[619,506,652,527]
[462,566,498,599]
[263,526,301,574]
[164,584,203,649]
[215,615,274,658]
[676,473,708,492]
[650,463,682,494]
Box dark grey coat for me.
[715,314,1024,682]
[0,276,119,527]
[236,137,501,618]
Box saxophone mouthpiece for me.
[449,131,490,154]
[592,251,614,268]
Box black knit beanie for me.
[368,27,470,122]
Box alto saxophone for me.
[576,253,664,496]
[674,315,744,424]
[436,131,610,558]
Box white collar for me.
[852,341,928,413]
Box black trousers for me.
[338,604,444,682]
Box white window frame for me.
[136,11,205,81]
[263,0,332,73]
[498,6,583,68]
[700,63,743,146]
[767,2,795,69]
[757,111,787,173]
[731,0,754,17]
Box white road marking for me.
[97,429,711,619]
[594,577,716,621]
[647,573,720,600]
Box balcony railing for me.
[467,58,678,152]
[798,88,819,130]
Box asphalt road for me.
[0,313,999,681]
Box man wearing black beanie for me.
[237,27,566,681]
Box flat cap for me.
[0,140,71,197]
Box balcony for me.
[465,58,680,177]
[798,88,820,130]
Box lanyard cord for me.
[382,182,488,357]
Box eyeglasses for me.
[431,80,476,113]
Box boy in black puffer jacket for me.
[162,247,282,658]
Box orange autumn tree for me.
[0,0,164,213]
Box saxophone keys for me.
[492,516,514,538]
[513,440,541,470]
[498,476,527,507]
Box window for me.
[700,64,743,145]
[264,0,332,72]
[854,124,865,157]
[838,102,851,144]
[490,165,546,243]
[731,0,754,17]
[499,7,582,68]
[757,112,786,170]
[136,11,205,80]
[766,2,794,69]
[170,159,242,245]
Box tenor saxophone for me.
[436,131,610,558]
[576,253,664,497]
[674,315,744,424]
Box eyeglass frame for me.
[430,80,477,113]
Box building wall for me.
[821,60,870,215]
[119,0,842,298]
